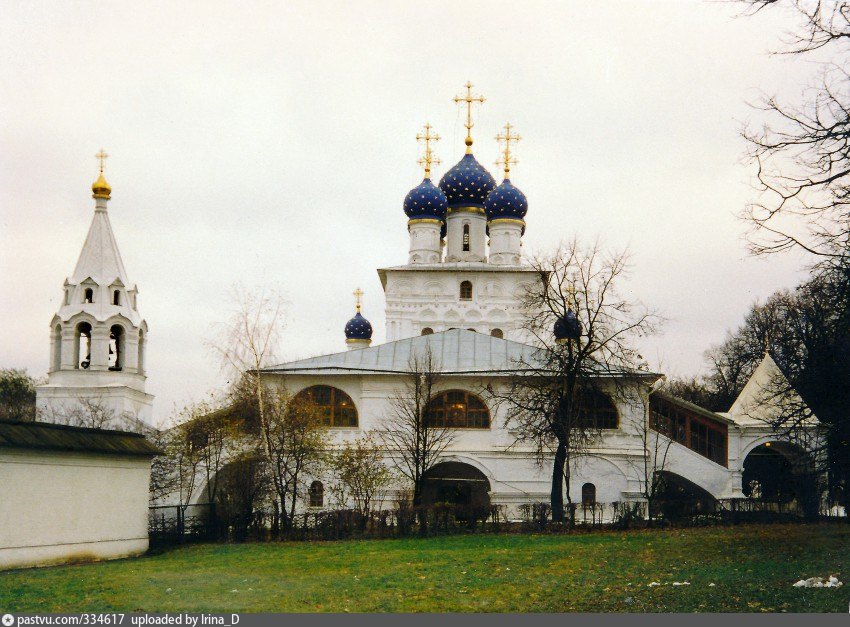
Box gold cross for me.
[453,81,485,153]
[353,287,364,313]
[95,149,109,173]
[416,123,441,179]
[495,123,521,178]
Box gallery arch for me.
[421,461,491,508]
[742,441,817,515]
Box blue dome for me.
[403,177,448,220]
[484,178,528,221]
[438,153,496,208]
[554,309,581,342]
[344,312,373,340]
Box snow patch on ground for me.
[793,576,843,588]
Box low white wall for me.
[0,448,152,570]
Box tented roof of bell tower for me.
[70,208,130,287]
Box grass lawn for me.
[2,523,850,613]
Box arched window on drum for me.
[426,390,490,429]
[294,385,358,427]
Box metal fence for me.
[148,497,845,545]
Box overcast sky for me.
[0,1,817,426]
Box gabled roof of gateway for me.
[263,329,659,378]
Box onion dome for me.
[344,312,373,341]
[92,171,111,200]
[403,178,448,221]
[484,178,528,221]
[438,153,496,208]
[554,309,581,343]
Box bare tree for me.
[165,402,208,517]
[260,387,327,534]
[491,239,660,524]
[739,0,850,259]
[329,434,392,517]
[634,385,676,524]
[209,284,286,464]
[378,346,455,507]
[39,396,141,432]
[147,427,176,504]
[187,395,234,505]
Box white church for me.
[32,86,823,521]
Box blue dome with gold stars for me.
[403,178,448,220]
[484,178,528,221]
[344,312,373,340]
[438,153,496,208]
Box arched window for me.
[309,481,324,507]
[462,224,470,252]
[113,290,121,306]
[426,390,490,429]
[83,288,94,303]
[421,327,434,336]
[294,385,358,427]
[582,483,596,506]
[75,322,92,369]
[460,281,472,300]
[109,325,124,371]
[467,328,477,333]
[490,328,503,338]
[576,390,619,430]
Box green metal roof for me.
[0,420,162,457]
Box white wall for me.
[0,448,152,570]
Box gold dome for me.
[92,172,111,199]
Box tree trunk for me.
[551,440,567,523]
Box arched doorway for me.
[421,461,491,508]
[742,441,817,516]
[653,471,718,521]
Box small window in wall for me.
[63,290,70,306]
[582,483,596,506]
[467,328,477,333]
[113,290,121,306]
[460,280,472,300]
[490,328,504,338]
[84,288,94,303]
[421,327,434,336]
[309,481,324,507]
[462,224,470,252]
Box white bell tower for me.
[36,151,154,428]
